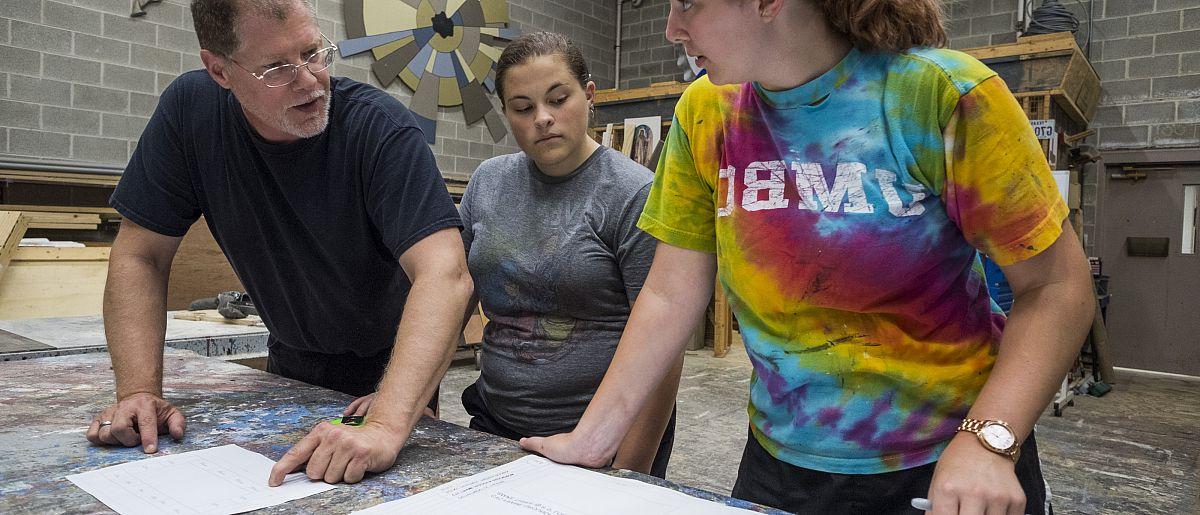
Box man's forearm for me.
[369,268,473,436]
[103,255,172,399]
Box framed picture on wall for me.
[621,116,662,170]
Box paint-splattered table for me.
[0,349,782,514]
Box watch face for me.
[981,423,1016,450]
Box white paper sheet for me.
[66,444,335,515]
[353,455,750,515]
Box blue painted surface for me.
[982,255,1014,314]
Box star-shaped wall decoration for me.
[341,0,519,144]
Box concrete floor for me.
[437,338,1199,514]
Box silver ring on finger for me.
[99,420,113,427]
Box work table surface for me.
[0,313,268,361]
[0,349,780,514]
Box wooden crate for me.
[962,34,1099,171]
[963,33,1101,127]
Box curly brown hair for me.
[815,0,948,53]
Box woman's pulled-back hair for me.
[495,31,591,105]
[815,0,948,53]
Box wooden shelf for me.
[594,81,689,105]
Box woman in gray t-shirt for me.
[458,32,681,478]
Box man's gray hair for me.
[191,0,315,57]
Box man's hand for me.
[925,432,1025,515]
[342,393,377,417]
[342,393,436,419]
[519,430,614,469]
[85,392,186,453]
[267,420,406,486]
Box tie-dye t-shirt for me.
[638,47,1068,474]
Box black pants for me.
[266,339,439,412]
[461,382,676,479]
[731,428,1050,515]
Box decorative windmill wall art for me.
[341,0,519,144]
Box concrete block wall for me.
[947,0,1200,151]
[617,0,677,89]
[0,0,616,180]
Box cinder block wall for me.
[0,0,616,181]
[617,0,676,89]
[947,0,1200,151]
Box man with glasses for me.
[85,0,473,486]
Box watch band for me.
[957,418,1020,462]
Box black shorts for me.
[461,381,676,479]
[266,338,439,412]
[731,428,1050,515]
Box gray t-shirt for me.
[459,146,656,436]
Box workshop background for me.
[0,1,1195,514]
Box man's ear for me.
[200,49,233,89]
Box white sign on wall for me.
[1030,119,1056,140]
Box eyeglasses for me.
[230,35,338,88]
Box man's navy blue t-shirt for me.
[111,70,461,357]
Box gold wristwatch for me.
[957,418,1020,462]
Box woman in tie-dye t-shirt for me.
[521,1,1096,513]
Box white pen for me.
[910,498,1030,515]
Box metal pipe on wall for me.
[0,157,125,176]
[614,0,623,88]
[1016,0,1028,34]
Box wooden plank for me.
[1091,302,1117,384]
[463,312,484,345]
[446,182,466,198]
[12,246,110,261]
[594,82,689,105]
[20,212,102,224]
[0,211,30,284]
[166,218,245,311]
[172,309,266,327]
[0,259,108,319]
[0,205,119,216]
[26,222,100,230]
[713,282,732,358]
[962,33,1077,60]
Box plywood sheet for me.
[166,219,244,312]
[0,259,108,319]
